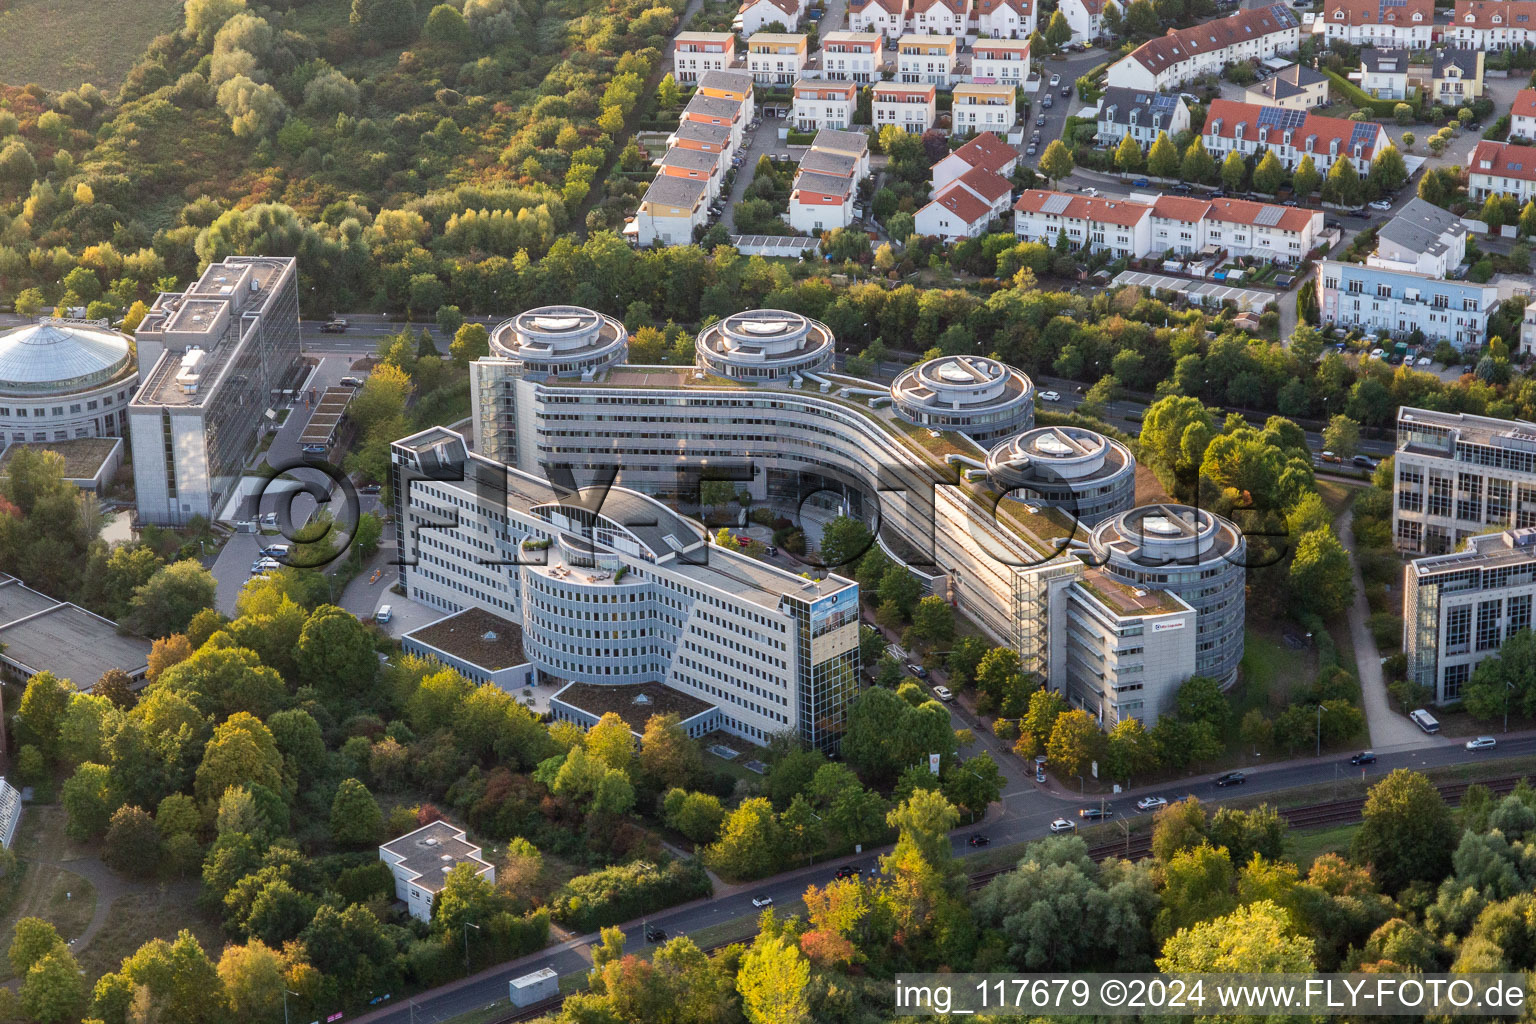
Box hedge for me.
[552,858,712,932]
[1319,69,1408,119]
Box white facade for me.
[975,0,1036,38]
[747,33,809,84]
[1470,140,1536,203]
[1106,3,1301,91]
[908,0,969,35]
[1202,99,1386,176]
[673,32,738,83]
[1360,50,1411,100]
[897,34,957,85]
[873,83,937,132]
[792,80,857,130]
[1013,190,1153,259]
[635,176,708,246]
[0,320,138,444]
[952,83,1018,135]
[1392,408,1536,557]
[1321,0,1433,48]
[738,0,803,34]
[789,176,856,232]
[817,31,885,81]
[1448,0,1536,51]
[848,0,907,37]
[971,40,1031,85]
[1059,0,1114,40]
[380,821,496,923]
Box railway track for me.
[437,771,1536,1024]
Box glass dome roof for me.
[0,321,133,393]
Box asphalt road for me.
[356,732,1536,1024]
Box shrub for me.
[551,859,711,931]
[1368,612,1403,650]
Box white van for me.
[375,605,393,624]
[1409,708,1440,734]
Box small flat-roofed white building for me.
[379,820,496,923]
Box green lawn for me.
[1287,823,1360,868]
[0,0,180,91]
[1237,628,1313,718]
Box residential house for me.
[657,147,726,200]
[915,167,1014,238]
[1319,259,1498,348]
[1522,301,1536,355]
[1202,98,1389,175]
[747,32,810,84]
[798,146,865,182]
[873,82,937,132]
[1425,48,1484,107]
[952,82,1018,135]
[1060,0,1119,41]
[697,69,756,123]
[972,38,1032,85]
[682,92,748,149]
[809,127,872,181]
[1360,48,1411,100]
[672,32,738,83]
[1013,190,1153,258]
[932,130,1018,188]
[974,0,1036,38]
[1470,139,1536,202]
[737,0,803,34]
[789,171,857,232]
[1243,63,1329,109]
[1511,89,1536,141]
[1371,197,1468,277]
[1448,0,1536,50]
[636,176,709,246]
[792,79,857,130]
[380,821,496,923]
[1147,194,1322,262]
[818,31,885,81]
[1106,4,1301,91]
[849,0,907,36]
[908,0,971,35]
[1321,0,1434,48]
[669,120,735,157]
[897,34,959,86]
[1094,87,1191,149]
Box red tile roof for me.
[1012,189,1152,227]
[1126,3,1300,75]
[1514,88,1536,120]
[912,0,968,12]
[1324,0,1431,25]
[948,131,1017,173]
[1202,98,1385,161]
[956,166,1012,202]
[1150,195,1213,222]
[975,0,1033,17]
[1471,140,1536,182]
[850,0,906,13]
[1454,0,1536,29]
[928,185,993,224]
[741,0,800,15]
[1205,196,1318,232]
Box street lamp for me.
[463,921,480,973]
[1315,704,1328,757]
[283,989,300,1024]
[1506,679,1516,733]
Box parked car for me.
[1049,818,1076,833]
[1214,771,1247,787]
[1079,807,1113,820]
[931,685,953,702]
[1041,94,1053,108]
[752,895,774,908]
[908,664,929,679]
[1466,736,1498,751]
[259,544,290,559]
[1036,114,1047,126]
[967,833,990,847]
[1131,178,1149,187]
[339,375,363,387]
[1369,199,1393,212]
[1082,187,1099,197]
[645,928,667,943]
[1416,356,1432,366]
[1039,389,1061,402]
[1026,144,1037,156]
[375,605,393,624]
[1060,85,1072,96]
[1136,796,1168,811]
[1349,751,1376,765]
[1049,73,1061,87]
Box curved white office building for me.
[696,309,834,381]
[0,319,139,442]
[489,306,628,379]
[1087,504,1247,687]
[890,355,1034,442]
[986,426,1136,527]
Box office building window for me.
[1476,598,1503,651]
[1446,604,1471,654]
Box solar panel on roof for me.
[1349,121,1378,148]
[1258,106,1306,129]
[1041,193,1072,214]
[1253,205,1284,226]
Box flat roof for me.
[553,681,715,735]
[0,438,120,482]
[0,590,150,686]
[406,607,527,670]
[379,820,491,895]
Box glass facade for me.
[789,588,860,752]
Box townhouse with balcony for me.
[1013,190,1153,258]
[1360,48,1412,100]
[1202,99,1388,175]
[974,0,1036,38]
[873,82,938,132]
[738,0,804,34]
[635,176,709,246]
[817,31,885,81]
[897,34,959,86]
[747,32,810,84]
[1425,48,1483,106]
[698,68,756,117]
[809,127,872,180]
[1448,0,1536,50]
[1470,140,1536,203]
[908,0,971,35]
[1320,203,1495,350]
[1392,408,1536,559]
[1148,194,1323,263]
[1244,62,1329,109]
[849,0,908,36]
[792,80,857,130]
[789,171,857,232]
[1511,89,1536,141]
[933,130,1018,187]
[915,166,1014,239]
[972,38,1031,85]
[1095,87,1190,150]
[1107,3,1301,90]
[1405,527,1536,704]
[952,82,1018,135]
[1060,0,1119,41]
[1322,0,1433,48]
[657,147,726,201]
[682,92,749,148]
[672,32,738,83]
[670,120,735,157]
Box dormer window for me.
[1465,12,1474,21]
[1494,14,1502,23]
[1334,9,1342,17]
[1412,11,1421,19]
